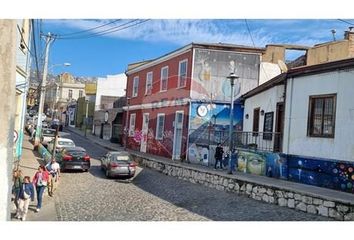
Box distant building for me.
[95,73,126,111]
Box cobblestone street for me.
[51,131,330,221]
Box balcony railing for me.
[188,128,282,153]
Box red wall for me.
[126,50,193,106]
[124,50,193,159]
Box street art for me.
[236,150,288,179]
[287,155,354,193]
[191,49,260,102]
[188,102,243,165]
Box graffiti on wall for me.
[187,102,243,164]
[287,155,354,193]
[191,49,260,102]
[236,150,288,179]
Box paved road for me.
[53,130,330,221]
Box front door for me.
[274,102,284,152]
[140,113,149,153]
[172,111,184,160]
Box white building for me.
[283,58,354,162]
[95,73,126,111]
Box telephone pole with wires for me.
[34,32,56,147]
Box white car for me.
[41,128,56,146]
[47,138,75,153]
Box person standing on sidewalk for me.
[16,176,34,221]
[12,169,23,212]
[45,159,60,197]
[227,148,238,174]
[32,165,49,212]
[214,143,224,169]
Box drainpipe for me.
[285,77,294,154]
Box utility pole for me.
[0,19,17,221]
[227,73,239,173]
[34,33,55,147]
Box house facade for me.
[240,57,354,193]
[123,43,284,162]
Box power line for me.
[337,19,354,26]
[58,19,122,36]
[244,19,270,81]
[57,19,149,40]
[57,19,140,39]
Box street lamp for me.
[226,72,239,174]
[84,98,89,137]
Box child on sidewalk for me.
[16,176,34,221]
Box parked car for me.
[100,151,137,179]
[47,138,75,153]
[56,147,90,172]
[50,119,63,131]
[40,128,56,146]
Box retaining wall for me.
[132,153,354,221]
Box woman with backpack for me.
[32,165,49,213]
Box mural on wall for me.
[188,102,243,164]
[191,48,260,102]
[237,150,288,179]
[287,155,354,193]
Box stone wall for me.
[132,154,354,221]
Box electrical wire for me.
[56,19,140,39]
[337,19,354,26]
[58,19,122,36]
[244,19,270,80]
[57,19,149,40]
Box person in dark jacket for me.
[16,176,34,221]
[12,169,23,212]
[214,143,224,169]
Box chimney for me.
[344,27,354,41]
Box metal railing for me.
[188,128,282,153]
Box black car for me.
[56,147,91,172]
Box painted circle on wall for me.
[333,169,338,174]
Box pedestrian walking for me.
[32,165,49,212]
[16,176,34,221]
[227,148,238,174]
[12,169,23,212]
[45,159,61,197]
[214,143,224,169]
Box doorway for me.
[140,113,149,153]
[172,111,184,160]
[274,102,284,152]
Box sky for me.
[38,19,354,78]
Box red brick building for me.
[124,43,268,162]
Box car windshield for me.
[67,150,86,157]
[42,129,55,136]
[58,141,74,146]
[110,153,132,162]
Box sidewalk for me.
[12,133,57,221]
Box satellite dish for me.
[278,60,288,73]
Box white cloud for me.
[45,19,354,48]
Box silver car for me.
[100,151,136,179]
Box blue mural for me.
[287,155,354,193]
[188,101,243,164]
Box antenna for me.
[277,60,288,73]
[331,29,336,41]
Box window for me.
[156,113,165,140]
[79,90,83,98]
[308,94,336,138]
[160,66,169,91]
[68,89,73,99]
[263,112,274,140]
[132,76,139,97]
[129,113,136,137]
[178,59,188,88]
[145,72,153,95]
[253,108,260,136]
